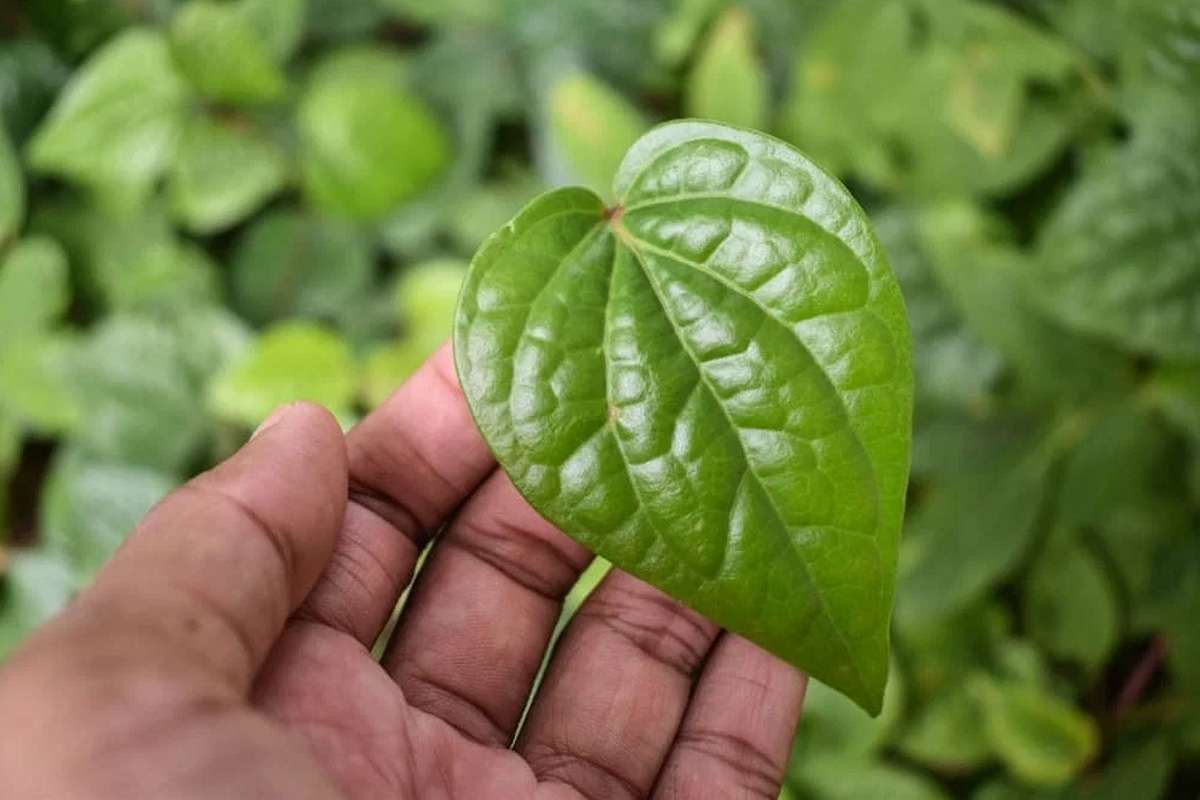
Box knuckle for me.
[671,727,783,799]
[575,588,716,678]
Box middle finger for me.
[381,470,592,746]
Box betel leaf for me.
[0,125,23,248]
[899,682,992,771]
[239,0,307,62]
[791,756,952,800]
[40,448,177,580]
[971,675,1099,787]
[875,208,1001,412]
[781,0,1088,197]
[545,73,648,195]
[169,0,287,104]
[362,259,467,408]
[168,113,288,234]
[897,420,1052,624]
[455,121,913,712]
[297,47,450,219]
[26,29,188,202]
[231,210,373,325]
[915,203,1131,404]
[0,236,69,341]
[208,321,358,428]
[1119,0,1200,93]
[0,550,76,659]
[1034,103,1200,360]
[0,334,80,435]
[1023,535,1119,675]
[396,258,467,337]
[70,315,208,473]
[0,38,69,143]
[685,6,769,130]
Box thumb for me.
[71,402,347,692]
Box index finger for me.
[290,342,498,645]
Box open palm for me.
[0,346,805,799]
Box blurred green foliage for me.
[0,0,1198,796]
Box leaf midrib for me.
[612,219,872,700]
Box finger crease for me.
[531,746,643,800]
[194,483,297,584]
[671,727,783,798]
[348,482,427,547]
[448,530,582,602]
[404,670,510,747]
[170,580,260,684]
[577,599,713,678]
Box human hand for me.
[0,345,807,799]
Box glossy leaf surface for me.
[456,121,913,712]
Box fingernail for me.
[251,403,294,440]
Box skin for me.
[0,344,807,799]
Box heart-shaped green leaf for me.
[455,121,913,712]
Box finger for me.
[381,470,592,746]
[296,342,496,645]
[653,634,807,799]
[517,572,720,799]
[79,402,348,692]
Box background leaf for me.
[2,0,1199,792]
[231,210,374,325]
[1033,100,1200,360]
[0,126,23,248]
[169,0,287,104]
[971,676,1099,787]
[545,72,648,195]
[40,449,177,579]
[685,6,769,129]
[27,29,188,202]
[168,114,288,234]
[209,322,358,427]
[297,47,450,219]
[0,551,75,659]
